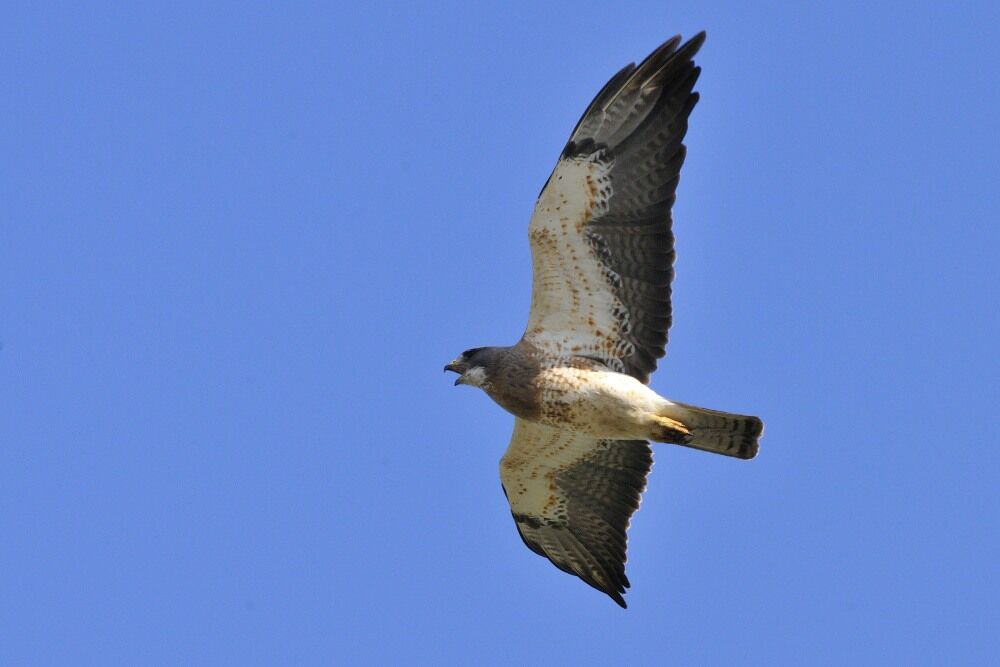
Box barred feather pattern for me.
[500,419,652,608]
[523,32,705,383]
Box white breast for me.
[535,367,667,439]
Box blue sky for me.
[2,2,998,664]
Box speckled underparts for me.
[444,32,763,608]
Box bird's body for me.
[534,365,675,439]
[446,32,763,608]
[460,344,685,442]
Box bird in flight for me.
[445,32,763,608]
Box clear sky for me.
[2,2,998,664]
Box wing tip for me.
[683,31,707,57]
[609,591,628,609]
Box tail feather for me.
[658,401,763,459]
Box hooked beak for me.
[444,359,466,385]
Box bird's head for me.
[444,347,497,388]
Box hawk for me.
[445,32,763,608]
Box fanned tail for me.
[656,401,763,459]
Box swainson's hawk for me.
[445,32,763,608]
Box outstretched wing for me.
[523,33,704,383]
[499,418,653,608]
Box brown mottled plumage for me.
[445,33,763,608]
